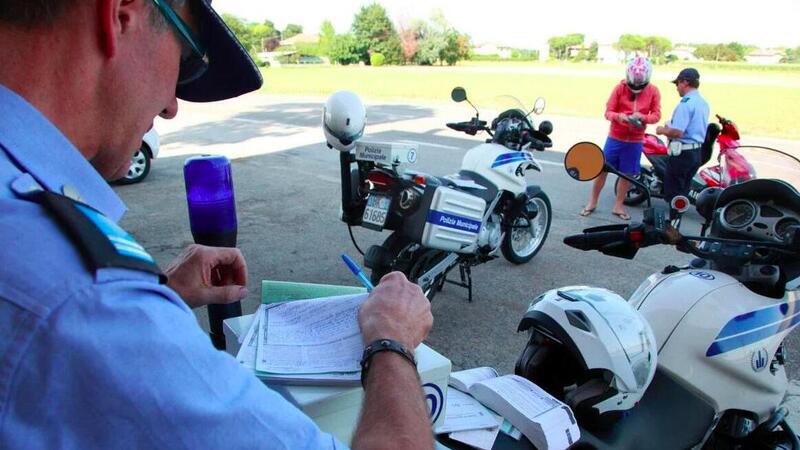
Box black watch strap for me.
[360,339,416,386]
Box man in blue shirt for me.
[656,68,711,202]
[0,1,433,449]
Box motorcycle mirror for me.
[451,87,467,103]
[532,97,546,115]
[538,120,553,136]
[564,142,605,181]
[452,86,481,122]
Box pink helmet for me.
[626,56,652,93]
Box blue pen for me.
[341,254,375,292]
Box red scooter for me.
[615,115,756,205]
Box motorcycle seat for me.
[648,154,668,180]
[700,123,721,166]
[439,173,487,191]
[435,171,499,203]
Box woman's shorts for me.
[603,136,643,175]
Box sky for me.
[213,0,800,49]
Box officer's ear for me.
[97,0,146,58]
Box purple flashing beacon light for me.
[183,155,242,350]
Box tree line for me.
[223,4,470,67]
[548,33,799,63]
[223,9,798,67]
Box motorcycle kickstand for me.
[444,263,473,302]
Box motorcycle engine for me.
[477,213,502,251]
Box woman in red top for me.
[580,57,661,220]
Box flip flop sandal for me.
[612,211,631,221]
[579,207,596,217]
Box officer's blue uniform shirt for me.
[0,84,346,449]
[667,89,710,144]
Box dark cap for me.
[176,0,263,102]
[671,68,700,84]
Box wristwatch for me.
[360,339,416,386]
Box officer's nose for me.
[160,96,179,120]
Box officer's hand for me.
[165,244,249,309]
[358,272,432,351]
[656,125,667,135]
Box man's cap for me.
[176,0,263,102]
[671,68,700,84]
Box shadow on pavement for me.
[160,102,435,148]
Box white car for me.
[116,128,159,185]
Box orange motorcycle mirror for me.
[565,142,605,181]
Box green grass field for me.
[259,63,800,140]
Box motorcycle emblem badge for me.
[751,348,769,372]
[407,148,418,164]
[423,382,445,423]
[690,271,715,281]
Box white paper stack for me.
[438,368,580,450]
[235,293,369,385]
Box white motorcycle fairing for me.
[459,143,541,196]
[630,269,800,423]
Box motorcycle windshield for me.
[560,287,655,390]
[492,95,529,115]
[721,146,800,190]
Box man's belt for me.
[679,142,701,150]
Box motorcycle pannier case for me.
[404,185,486,253]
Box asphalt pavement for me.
[114,94,800,427]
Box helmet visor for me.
[560,288,655,390]
[626,81,648,93]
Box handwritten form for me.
[435,389,499,434]
[235,305,264,370]
[256,293,368,374]
[471,375,579,450]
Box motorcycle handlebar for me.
[522,133,552,151]
[446,121,487,136]
[564,230,629,251]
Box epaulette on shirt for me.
[681,97,691,103]
[11,174,165,282]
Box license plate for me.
[362,194,391,228]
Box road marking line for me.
[399,140,461,150]
[229,118,269,124]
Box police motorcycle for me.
[323,88,553,300]
[513,141,800,449]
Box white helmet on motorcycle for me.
[626,56,652,93]
[516,286,657,428]
[323,91,366,152]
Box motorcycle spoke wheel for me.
[501,192,551,264]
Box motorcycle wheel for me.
[615,173,648,206]
[369,234,448,301]
[501,191,551,264]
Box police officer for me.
[0,1,433,449]
[656,68,711,202]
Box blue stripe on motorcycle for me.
[715,299,798,340]
[706,305,800,357]
[426,210,481,234]
[492,152,532,168]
